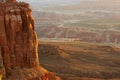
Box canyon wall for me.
[0,2,60,80]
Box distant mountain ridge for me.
[52,0,120,12]
[18,0,120,11]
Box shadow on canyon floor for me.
[38,41,120,80]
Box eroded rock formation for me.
[0,0,16,3]
[0,1,60,80]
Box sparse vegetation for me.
[39,41,120,80]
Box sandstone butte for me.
[0,0,61,80]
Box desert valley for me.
[0,0,120,80]
[34,0,120,80]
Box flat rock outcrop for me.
[0,1,61,80]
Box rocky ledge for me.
[0,2,60,80]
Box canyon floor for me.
[38,41,120,80]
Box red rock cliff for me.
[0,2,61,80]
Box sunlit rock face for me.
[0,0,16,3]
[0,1,39,76]
[0,1,61,80]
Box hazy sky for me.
[17,0,120,11]
[17,0,103,6]
[18,0,82,6]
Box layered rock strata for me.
[0,2,60,80]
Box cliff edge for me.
[0,1,60,80]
